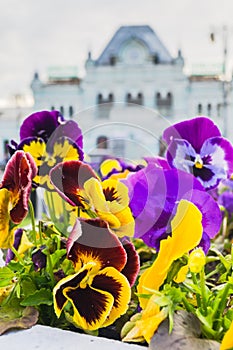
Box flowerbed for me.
[0,111,232,349]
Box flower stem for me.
[191,272,201,307]
[11,245,25,265]
[200,268,208,315]
[28,199,37,245]
[213,283,231,331]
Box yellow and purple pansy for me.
[122,163,221,252]
[53,218,139,331]
[9,110,84,190]
[162,116,233,189]
[0,150,37,248]
[50,160,135,238]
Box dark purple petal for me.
[32,246,47,271]
[1,151,37,223]
[5,229,23,263]
[120,238,140,286]
[20,110,64,142]
[67,218,127,272]
[50,160,97,207]
[163,116,221,153]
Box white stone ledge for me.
[0,325,146,350]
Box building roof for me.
[95,25,173,65]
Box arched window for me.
[96,136,108,149]
[156,92,172,108]
[137,92,143,105]
[108,93,114,103]
[126,93,132,103]
[217,103,221,117]
[197,103,202,114]
[69,106,74,117]
[97,93,103,104]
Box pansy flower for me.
[0,151,37,248]
[162,116,233,189]
[50,160,135,238]
[53,218,139,331]
[122,163,221,252]
[9,110,84,190]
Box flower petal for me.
[65,284,114,331]
[1,151,37,223]
[92,266,131,328]
[20,110,64,142]
[0,188,12,249]
[120,238,140,286]
[50,160,98,207]
[163,117,221,153]
[53,268,89,318]
[137,200,203,309]
[67,218,127,272]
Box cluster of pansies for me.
[0,111,233,350]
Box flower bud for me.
[188,248,206,273]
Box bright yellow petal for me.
[173,264,189,283]
[101,179,130,212]
[22,139,46,168]
[84,178,121,228]
[220,321,233,350]
[100,159,122,177]
[100,266,131,327]
[137,309,167,343]
[113,207,135,238]
[17,232,33,256]
[138,200,203,309]
[0,189,12,249]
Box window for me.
[97,93,114,105]
[126,92,143,105]
[69,106,74,117]
[109,55,117,66]
[51,106,55,110]
[197,103,202,114]
[60,106,64,115]
[207,103,211,116]
[96,136,108,149]
[153,53,160,64]
[217,103,221,117]
[97,94,103,104]
[156,92,173,108]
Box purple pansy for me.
[122,163,221,252]
[163,117,233,190]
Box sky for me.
[1,0,233,106]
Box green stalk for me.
[213,283,231,331]
[182,295,195,313]
[191,272,201,308]
[28,199,37,245]
[11,245,25,265]
[200,268,208,315]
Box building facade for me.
[30,25,230,160]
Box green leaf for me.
[0,267,15,279]
[50,249,66,267]
[150,310,220,350]
[20,288,53,306]
[0,305,39,335]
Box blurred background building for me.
[0,25,230,162]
